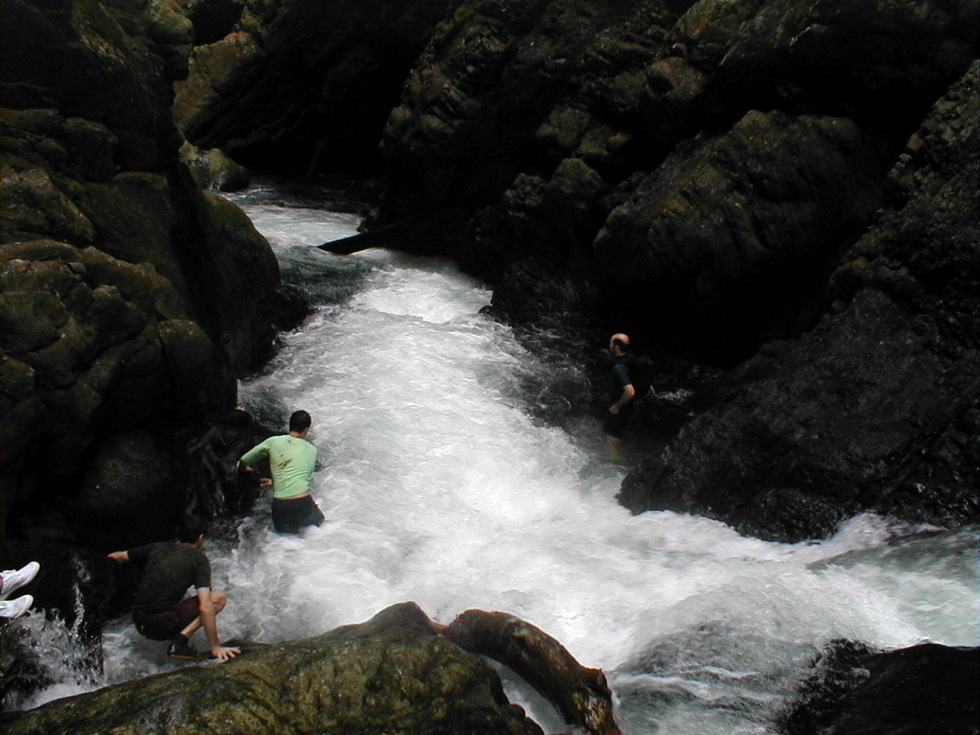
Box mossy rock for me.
[4,603,544,735]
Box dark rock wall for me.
[618,62,979,541]
[0,0,280,563]
[173,0,461,176]
[374,0,977,356]
[593,109,891,360]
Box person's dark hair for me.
[612,337,630,351]
[177,516,209,544]
[289,410,312,433]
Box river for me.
[11,179,979,734]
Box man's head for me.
[177,516,209,546]
[289,410,312,434]
[609,333,630,355]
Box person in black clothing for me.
[107,518,239,661]
[603,332,636,450]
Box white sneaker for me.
[0,595,34,619]
[0,561,40,600]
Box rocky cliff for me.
[618,62,980,541]
[0,0,281,566]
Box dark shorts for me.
[602,402,635,439]
[133,596,200,641]
[272,495,325,534]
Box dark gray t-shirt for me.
[129,542,211,613]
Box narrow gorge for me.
[1,1,977,733]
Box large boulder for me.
[617,63,979,541]
[593,109,890,361]
[3,603,544,735]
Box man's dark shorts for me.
[272,495,325,534]
[133,597,200,641]
[602,401,634,439]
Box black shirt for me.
[129,542,211,613]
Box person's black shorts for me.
[272,494,325,534]
[602,402,634,439]
[133,597,200,641]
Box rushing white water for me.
[8,181,978,734]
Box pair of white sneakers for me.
[0,561,40,619]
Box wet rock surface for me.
[3,603,545,735]
[778,640,980,735]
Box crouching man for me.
[108,517,239,661]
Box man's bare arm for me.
[197,588,239,661]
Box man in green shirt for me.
[239,410,324,534]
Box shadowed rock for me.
[778,641,980,735]
[0,1,281,569]
[618,63,980,541]
[173,0,459,175]
[594,109,890,360]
